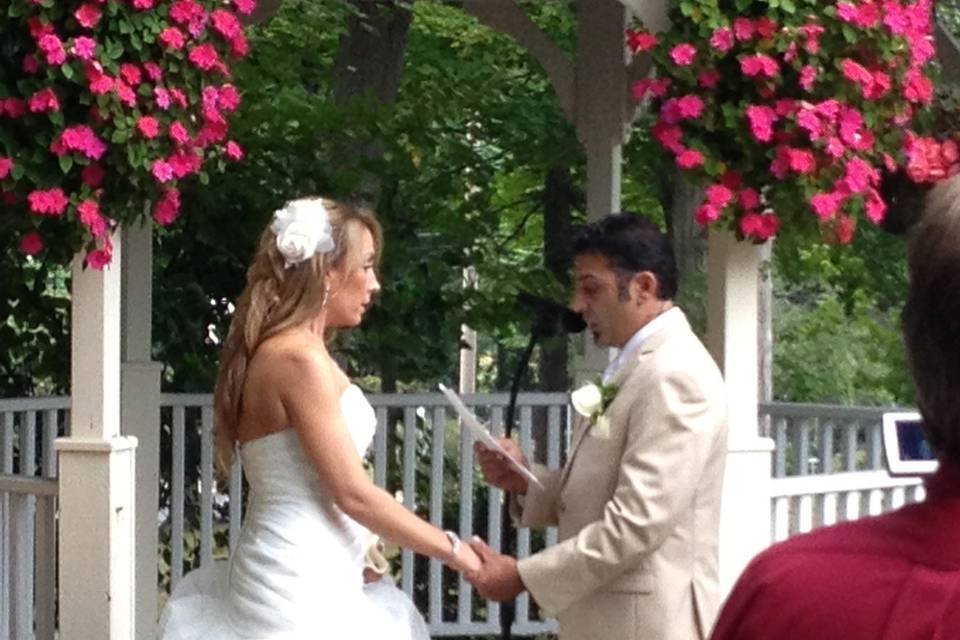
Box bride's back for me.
[235,330,349,445]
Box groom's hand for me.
[475,438,530,494]
[465,537,525,602]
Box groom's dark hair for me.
[572,213,678,300]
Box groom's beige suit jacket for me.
[514,310,728,640]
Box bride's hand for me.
[449,542,482,574]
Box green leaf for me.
[58,155,74,174]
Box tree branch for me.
[462,0,575,122]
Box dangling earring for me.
[322,285,331,308]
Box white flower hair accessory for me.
[270,199,336,268]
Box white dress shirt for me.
[602,307,682,384]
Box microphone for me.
[516,292,586,336]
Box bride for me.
[159,197,482,639]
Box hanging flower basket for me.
[1,0,255,267]
[629,0,943,244]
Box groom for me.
[467,213,728,640]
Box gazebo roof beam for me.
[462,0,575,122]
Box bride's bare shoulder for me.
[248,331,346,392]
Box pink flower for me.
[676,95,704,120]
[696,202,728,228]
[745,105,777,143]
[740,213,780,241]
[27,188,69,217]
[114,81,137,107]
[50,125,107,160]
[229,33,249,58]
[170,88,188,108]
[800,65,817,91]
[170,0,205,24]
[740,54,779,79]
[152,159,175,183]
[160,27,186,50]
[842,157,879,194]
[0,157,12,179]
[225,140,244,161]
[168,149,202,178]
[739,188,761,210]
[188,14,210,39]
[85,62,114,95]
[202,86,219,110]
[120,64,142,86]
[19,232,44,256]
[23,56,40,75]
[839,107,864,147]
[833,216,856,245]
[82,164,104,187]
[71,36,97,60]
[865,189,887,224]
[698,70,720,89]
[676,149,704,169]
[774,99,797,117]
[0,98,26,118]
[169,121,191,145]
[695,203,722,225]
[74,3,101,28]
[669,43,697,67]
[626,29,658,53]
[825,137,846,159]
[710,27,734,53]
[652,121,684,154]
[153,188,182,225]
[233,0,256,15]
[705,184,734,208]
[904,69,933,104]
[85,237,113,270]
[28,88,60,113]
[212,9,242,38]
[755,17,777,39]
[647,78,671,98]
[77,200,109,238]
[631,80,654,101]
[787,148,816,174]
[154,87,172,110]
[733,18,754,41]
[188,44,224,72]
[137,116,161,139]
[218,84,241,111]
[810,191,843,220]
[38,34,67,66]
[132,0,156,9]
[720,170,742,189]
[144,62,163,82]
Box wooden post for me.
[56,233,138,639]
[121,221,163,639]
[706,231,775,593]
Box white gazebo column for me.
[573,0,627,383]
[706,231,775,594]
[56,232,138,639]
[121,221,163,640]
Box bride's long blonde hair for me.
[212,197,382,477]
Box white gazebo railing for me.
[2,394,928,638]
[0,397,66,640]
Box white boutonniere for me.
[571,380,619,437]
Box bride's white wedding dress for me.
[158,385,430,639]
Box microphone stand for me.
[499,332,538,640]
[498,294,583,640]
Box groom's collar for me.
[603,307,687,386]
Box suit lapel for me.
[557,310,692,490]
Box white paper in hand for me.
[438,383,544,490]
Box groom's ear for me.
[632,271,659,303]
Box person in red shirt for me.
[711,175,960,640]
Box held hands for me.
[464,536,525,602]
[448,539,483,574]
[475,438,530,494]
